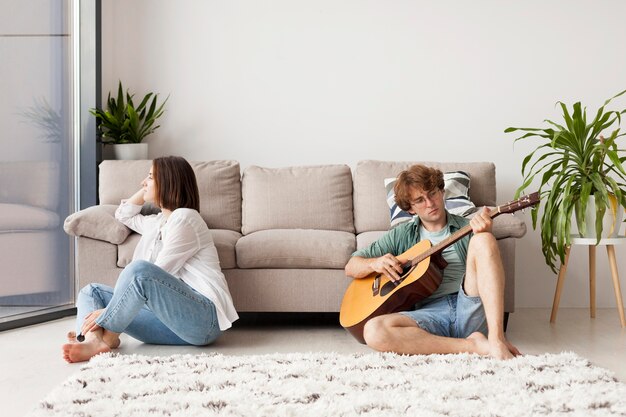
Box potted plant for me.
[90,81,168,160]
[505,90,626,272]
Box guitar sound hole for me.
[379,263,413,296]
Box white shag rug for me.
[29,351,626,417]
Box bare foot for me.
[487,339,515,360]
[102,333,121,349]
[503,339,522,357]
[467,332,490,355]
[62,338,111,363]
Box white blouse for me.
[115,202,238,331]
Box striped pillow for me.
[385,171,476,228]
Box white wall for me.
[101,0,626,309]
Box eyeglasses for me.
[410,189,442,208]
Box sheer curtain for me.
[0,0,74,320]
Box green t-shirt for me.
[351,212,471,299]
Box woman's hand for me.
[81,309,105,335]
[126,188,146,206]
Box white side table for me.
[550,237,626,327]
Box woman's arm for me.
[115,189,153,234]
[125,188,145,206]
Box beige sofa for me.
[64,160,526,324]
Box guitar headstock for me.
[497,192,540,215]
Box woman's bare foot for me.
[62,337,111,363]
[102,333,121,349]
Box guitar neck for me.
[410,208,502,266]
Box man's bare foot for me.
[62,338,111,363]
[467,332,490,355]
[467,332,520,360]
[487,339,515,360]
[503,339,522,357]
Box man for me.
[344,164,520,360]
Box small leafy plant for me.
[90,81,168,144]
[505,90,626,272]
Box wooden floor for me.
[1,308,624,417]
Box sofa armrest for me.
[64,205,131,244]
[491,212,527,239]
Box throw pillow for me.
[63,205,131,244]
[384,171,476,228]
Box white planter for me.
[575,196,624,238]
[102,143,148,160]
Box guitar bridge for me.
[372,274,381,296]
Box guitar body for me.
[339,240,443,344]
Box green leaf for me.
[504,89,626,272]
[89,81,168,144]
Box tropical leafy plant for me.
[89,81,168,144]
[505,90,626,272]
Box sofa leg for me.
[503,312,510,332]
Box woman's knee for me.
[78,283,102,302]
[124,259,155,275]
[117,260,155,285]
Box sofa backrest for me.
[0,161,59,210]
[241,164,355,235]
[353,160,496,233]
[99,160,242,232]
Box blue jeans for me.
[399,284,488,338]
[76,260,222,345]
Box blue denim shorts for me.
[399,284,487,338]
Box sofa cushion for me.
[0,203,60,232]
[64,205,131,244]
[236,229,356,269]
[356,231,386,251]
[99,160,242,232]
[117,233,141,267]
[241,165,355,235]
[209,229,241,269]
[354,160,496,233]
[117,229,241,269]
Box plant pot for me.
[102,143,148,160]
[575,196,624,238]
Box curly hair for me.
[393,164,444,211]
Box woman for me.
[62,156,238,363]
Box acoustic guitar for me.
[339,192,539,344]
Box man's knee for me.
[363,314,414,352]
[469,232,498,253]
[363,316,392,351]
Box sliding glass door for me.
[0,0,75,325]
